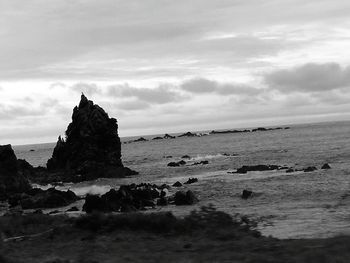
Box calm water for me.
[13,121,350,239]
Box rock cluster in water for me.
[230,163,332,175]
[82,183,199,213]
[0,145,31,200]
[47,94,137,181]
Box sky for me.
[1,0,350,145]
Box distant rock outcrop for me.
[178,132,198,138]
[163,134,175,139]
[46,94,137,181]
[0,145,31,200]
[321,163,331,169]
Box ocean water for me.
[13,121,350,239]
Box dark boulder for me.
[46,94,137,181]
[152,136,163,140]
[0,145,31,200]
[241,190,253,199]
[181,155,191,159]
[82,194,108,213]
[12,188,78,209]
[303,166,317,172]
[184,178,198,184]
[321,163,331,169]
[174,190,198,205]
[173,181,182,187]
[286,168,294,173]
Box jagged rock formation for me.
[46,94,137,181]
[0,145,31,200]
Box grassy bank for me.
[0,206,349,263]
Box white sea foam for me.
[190,153,238,161]
[68,185,112,196]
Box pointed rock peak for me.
[79,93,89,108]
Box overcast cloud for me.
[1,0,350,144]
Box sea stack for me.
[47,94,137,181]
[0,144,31,200]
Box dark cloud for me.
[108,84,186,104]
[181,78,263,95]
[265,63,350,93]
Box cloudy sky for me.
[1,0,350,145]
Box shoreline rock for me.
[8,187,78,209]
[0,145,31,200]
[82,183,198,213]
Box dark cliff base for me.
[1,209,349,263]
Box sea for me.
[12,121,350,239]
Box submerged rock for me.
[152,136,163,140]
[0,145,31,200]
[241,190,253,199]
[184,178,198,184]
[235,165,281,174]
[167,160,186,167]
[46,94,137,181]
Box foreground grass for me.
[0,206,349,263]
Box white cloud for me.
[1,1,350,144]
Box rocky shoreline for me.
[0,95,348,262]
